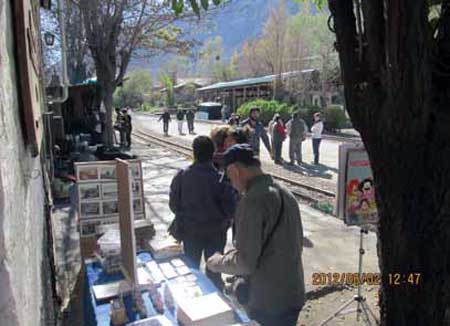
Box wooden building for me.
[197,69,343,112]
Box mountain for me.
[199,0,301,56]
[129,0,305,74]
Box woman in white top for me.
[311,112,324,165]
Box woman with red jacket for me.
[272,116,287,164]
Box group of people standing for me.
[169,135,305,326]
[159,106,324,165]
[114,107,132,148]
[163,106,328,325]
[240,108,324,166]
[268,111,323,165]
[158,109,196,136]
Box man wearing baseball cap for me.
[241,107,272,158]
[207,144,305,326]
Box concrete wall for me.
[0,1,53,325]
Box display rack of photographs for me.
[75,160,146,237]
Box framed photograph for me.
[130,163,141,179]
[100,218,118,226]
[79,184,100,200]
[80,202,101,217]
[101,166,117,180]
[103,201,119,215]
[80,221,100,236]
[131,181,141,197]
[133,199,143,213]
[102,183,118,199]
[77,166,99,181]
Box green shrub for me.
[236,100,295,125]
[140,103,158,113]
[323,106,348,132]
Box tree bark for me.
[101,84,114,148]
[328,0,450,324]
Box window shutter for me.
[12,0,44,156]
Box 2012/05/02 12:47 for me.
[312,272,421,286]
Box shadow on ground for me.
[281,162,337,180]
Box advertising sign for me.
[336,144,379,226]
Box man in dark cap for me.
[241,108,272,158]
[207,144,305,326]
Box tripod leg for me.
[360,303,373,326]
[319,297,357,326]
[361,300,380,325]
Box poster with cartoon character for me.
[336,144,379,225]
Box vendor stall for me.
[84,252,251,325]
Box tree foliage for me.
[237,100,294,125]
[237,1,339,104]
[113,69,152,108]
[197,36,238,81]
[159,73,175,108]
[69,0,222,146]
[298,0,450,324]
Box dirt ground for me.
[298,285,380,326]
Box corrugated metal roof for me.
[197,69,316,92]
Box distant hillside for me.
[199,0,301,56]
[130,0,308,74]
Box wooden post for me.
[232,89,236,112]
[116,158,137,288]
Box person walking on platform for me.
[122,107,132,148]
[311,112,324,165]
[207,144,305,326]
[169,136,237,291]
[176,109,185,135]
[241,107,271,158]
[186,109,195,134]
[158,109,171,136]
[286,113,307,165]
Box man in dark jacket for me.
[186,109,195,134]
[169,136,237,290]
[207,144,305,326]
[176,109,185,135]
[158,109,171,136]
[241,108,271,158]
[122,107,132,148]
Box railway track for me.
[133,129,336,204]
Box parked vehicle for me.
[196,102,223,120]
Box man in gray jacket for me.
[207,144,305,326]
[241,108,272,158]
[286,112,307,165]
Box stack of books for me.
[176,292,235,325]
[149,236,183,260]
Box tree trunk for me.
[328,0,450,324]
[102,84,114,148]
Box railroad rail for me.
[133,129,336,204]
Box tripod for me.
[319,228,379,326]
